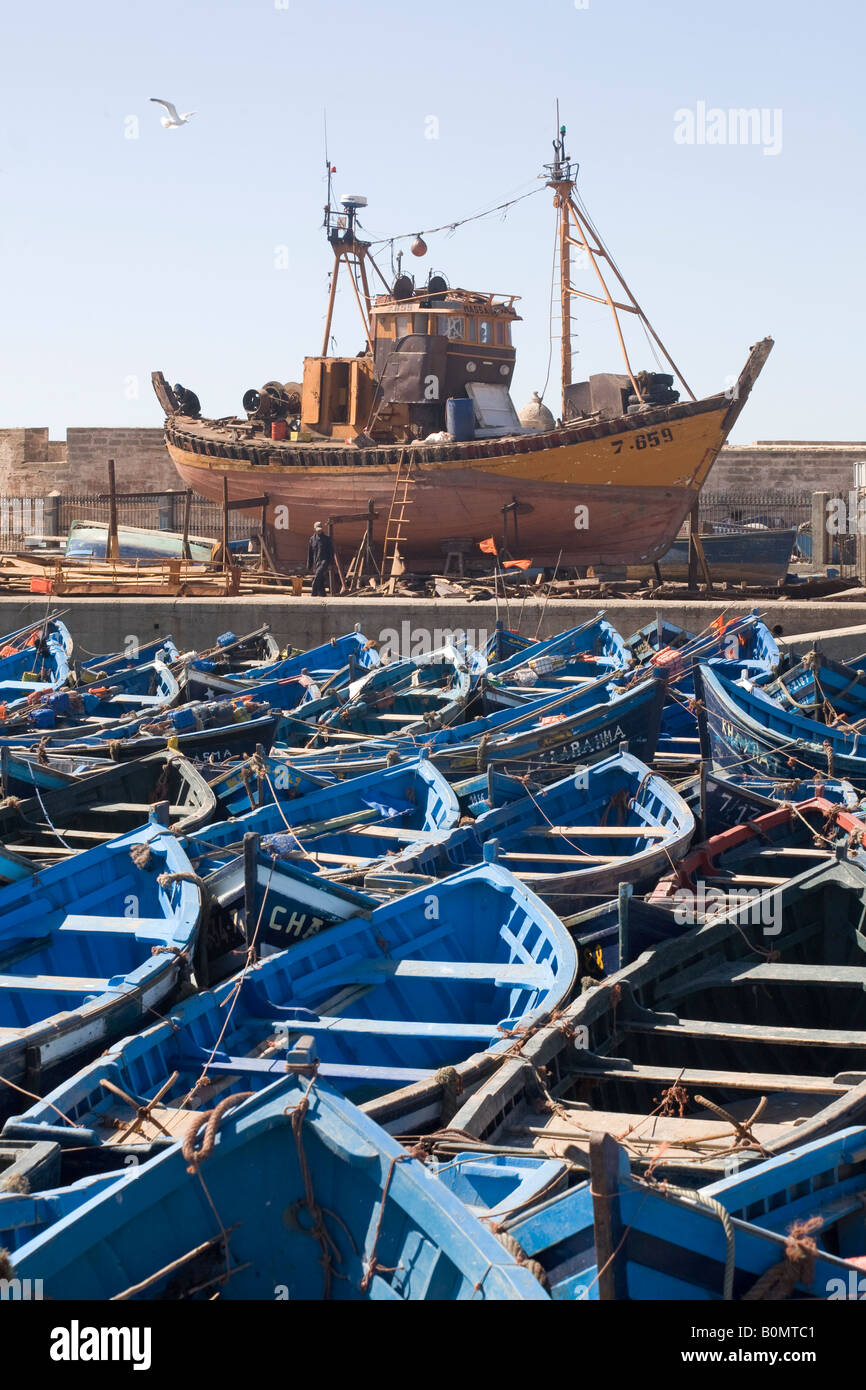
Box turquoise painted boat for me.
[368,751,695,913]
[6,1076,549,1300]
[186,755,460,877]
[3,863,577,1174]
[0,818,204,1112]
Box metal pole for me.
[107,459,119,561]
[559,186,572,412]
[243,832,260,951]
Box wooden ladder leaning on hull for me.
[383,449,414,594]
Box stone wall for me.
[0,426,178,497]
[65,428,179,492]
[0,594,862,659]
[708,442,866,497]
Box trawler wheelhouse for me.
[299,281,520,443]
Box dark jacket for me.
[307,531,334,570]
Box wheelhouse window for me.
[495,321,504,345]
[467,318,477,343]
[479,320,492,344]
[443,316,465,341]
[396,314,414,337]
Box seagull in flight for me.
[150,98,195,129]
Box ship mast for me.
[320,162,391,357]
[544,113,696,415]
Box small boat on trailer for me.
[7,1076,549,1300]
[446,857,866,1186]
[366,751,695,914]
[0,819,204,1115]
[695,662,866,788]
[3,863,576,1176]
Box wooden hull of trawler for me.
[161,340,772,571]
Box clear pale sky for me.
[1,0,862,442]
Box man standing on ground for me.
[307,521,334,596]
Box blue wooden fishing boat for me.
[0,617,72,701]
[648,797,866,916]
[0,750,216,878]
[0,657,180,733]
[0,1167,123,1256]
[368,751,694,914]
[695,662,866,787]
[448,856,866,1185]
[185,628,380,703]
[483,615,629,709]
[78,634,180,678]
[179,624,281,671]
[0,696,282,761]
[205,750,333,818]
[484,623,535,663]
[451,768,530,817]
[627,612,781,765]
[0,747,153,797]
[208,847,381,949]
[625,610,780,682]
[430,1151,569,1221]
[761,646,866,722]
[7,1076,549,1299]
[331,671,667,780]
[306,641,475,742]
[0,1135,63,1193]
[0,818,204,1113]
[187,756,460,877]
[628,527,797,586]
[701,760,859,837]
[467,1126,866,1299]
[4,863,577,1175]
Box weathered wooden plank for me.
[568,1061,848,1096]
[0,973,113,993]
[666,962,866,995]
[626,1017,866,1048]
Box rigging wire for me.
[359,184,546,250]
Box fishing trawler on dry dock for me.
[152,123,772,573]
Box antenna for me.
[323,109,336,227]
